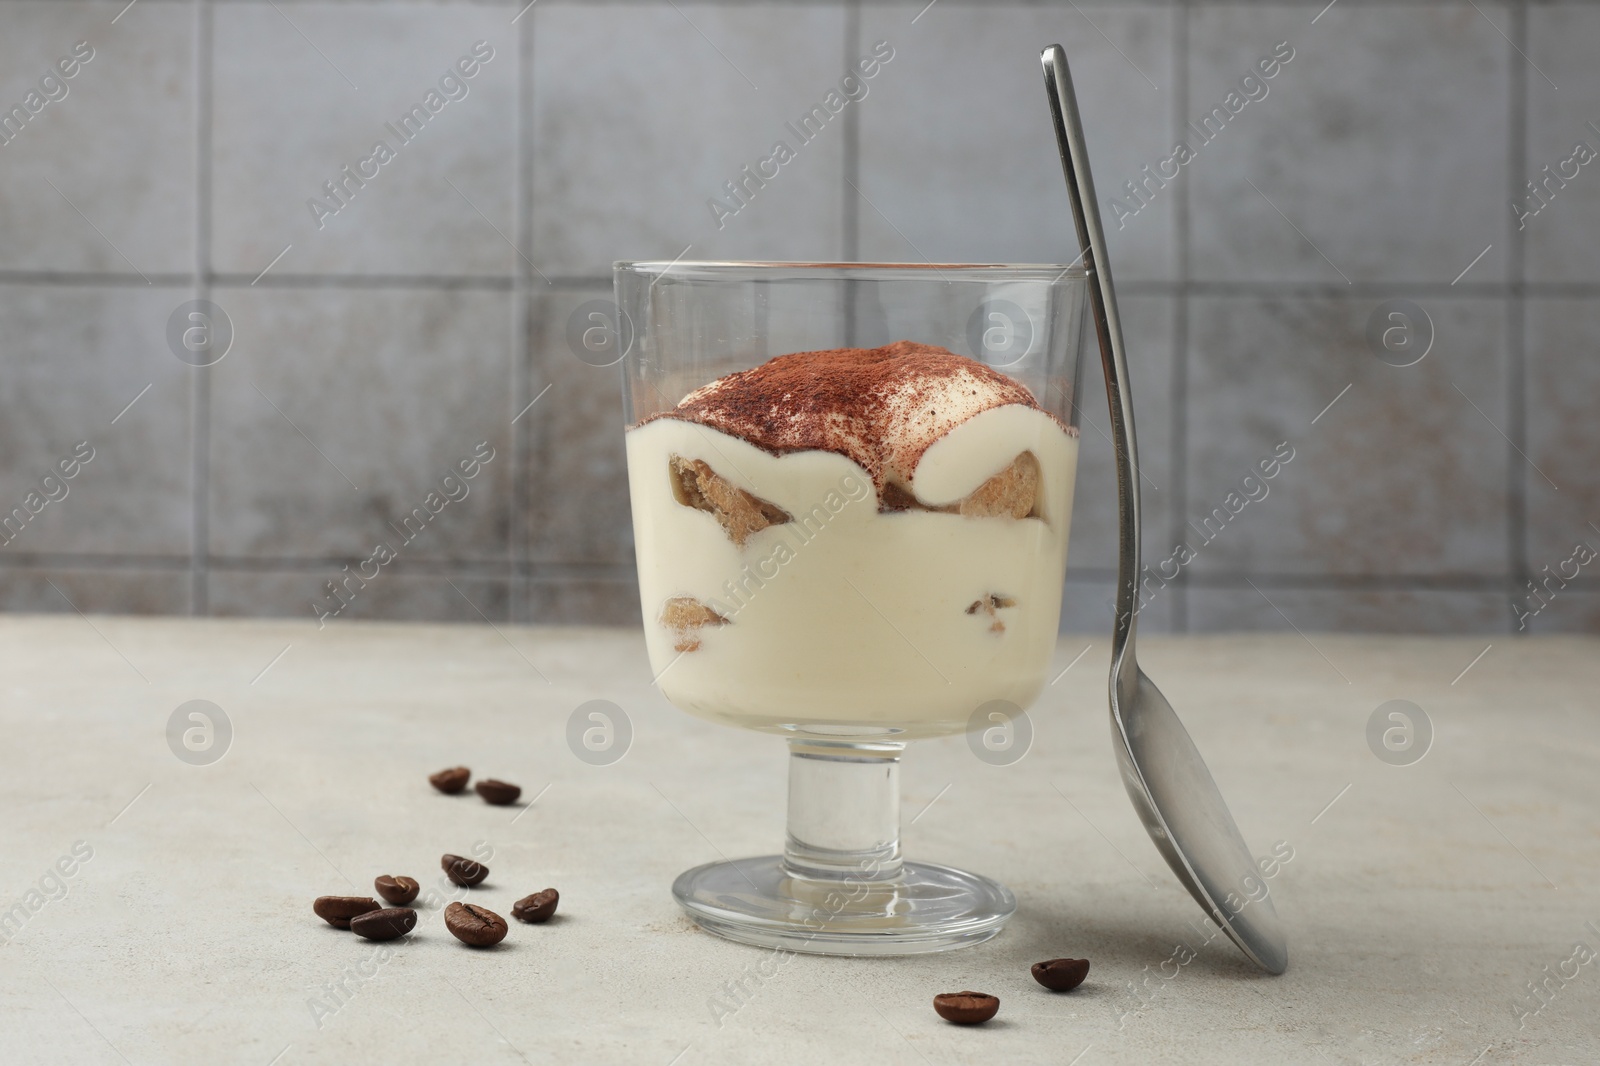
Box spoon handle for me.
[1039,45,1142,685]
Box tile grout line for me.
[511,4,533,624]
[0,550,1552,599]
[53,0,1585,8]
[1507,0,1529,626]
[191,0,214,615]
[0,556,642,580]
[1170,0,1191,634]
[3,272,1599,298]
[0,552,1528,587]
[842,0,860,264]
[839,0,860,341]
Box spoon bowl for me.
[1114,665,1288,973]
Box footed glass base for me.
[672,855,1015,956]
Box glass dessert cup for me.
[617,262,1088,955]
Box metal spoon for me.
[1039,44,1288,975]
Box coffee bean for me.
[475,779,521,806]
[512,888,559,923]
[441,853,488,887]
[313,896,380,929]
[374,875,420,906]
[429,766,471,794]
[444,902,507,947]
[933,991,999,1025]
[350,907,417,942]
[1031,957,1090,992]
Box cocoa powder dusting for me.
[645,341,1057,490]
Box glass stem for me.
[782,739,905,882]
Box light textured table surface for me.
[1,616,1597,1065]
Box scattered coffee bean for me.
[350,907,417,942]
[512,888,559,923]
[475,779,521,806]
[444,902,508,947]
[933,991,999,1025]
[442,853,488,887]
[1032,957,1090,992]
[374,875,420,907]
[313,896,380,929]
[429,766,471,794]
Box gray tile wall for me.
[1,0,1595,636]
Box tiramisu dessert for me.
[626,340,1079,739]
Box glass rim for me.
[614,260,1088,281]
